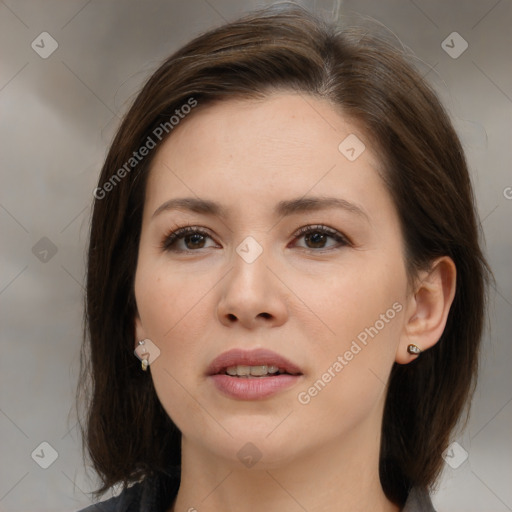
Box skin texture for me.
[134,92,456,512]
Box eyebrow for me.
[152,196,370,222]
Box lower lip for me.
[209,374,302,400]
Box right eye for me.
[161,226,218,252]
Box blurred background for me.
[0,1,511,510]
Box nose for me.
[216,245,288,329]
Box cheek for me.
[294,287,404,439]
[134,258,217,411]
[135,261,215,432]
[291,252,405,348]
[135,255,212,340]
[291,256,405,411]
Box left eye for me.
[292,225,350,250]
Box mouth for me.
[206,348,303,377]
[206,348,303,400]
[221,365,300,378]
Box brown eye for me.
[161,227,215,251]
[293,225,350,251]
[304,231,328,249]
[182,233,207,249]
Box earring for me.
[407,344,422,355]
[138,340,150,371]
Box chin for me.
[189,422,305,467]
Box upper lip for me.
[206,348,303,376]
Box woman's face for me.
[134,92,410,467]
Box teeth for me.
[225,365,281,377]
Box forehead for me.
[154,92,378,166]
[144,92,387,217]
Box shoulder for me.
[402,487,437,512]
[75,469,180,512]
[75,481,143,512]
[76,481,144,512]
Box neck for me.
[169,416,400,512]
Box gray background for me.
[0,0,511,510]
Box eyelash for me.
[160,224,351,253]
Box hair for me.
[77,3,491,507]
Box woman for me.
[76,4,490,511]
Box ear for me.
[396,256,457,364]
[134,311,147,350]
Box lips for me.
[207,348,303,400]
[206,348,303,376]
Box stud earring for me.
[407,344,422,355]
[138,340,150,371]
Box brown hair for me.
[77,3,491,506]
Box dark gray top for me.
[77,470,436,512]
